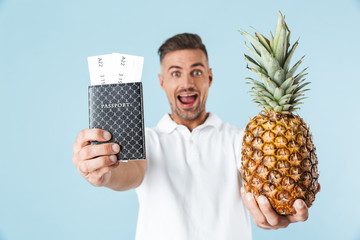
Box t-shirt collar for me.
[157,112,222,133]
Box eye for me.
[171,71,180,77]
[192,70,202,76]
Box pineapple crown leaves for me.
[239,11,310,114]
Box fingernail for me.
[258,196,266,205]
[103,131,111,140]
[246,193,253,201]
[295,200,305,209]
[110,155,117,162]
[112,144,120,152]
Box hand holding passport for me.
[87,53,146,161]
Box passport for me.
[87,53,146,161]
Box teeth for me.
[179,94,196,97]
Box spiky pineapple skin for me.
[241,111,319,215]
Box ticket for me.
[88,53,144,85]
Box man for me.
[72,33,309,239]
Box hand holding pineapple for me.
[241,186,309,229]
[239,11,320,222]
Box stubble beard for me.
[171,98,205,121]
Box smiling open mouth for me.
[177,93,198,107]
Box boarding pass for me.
[88,53,144,85]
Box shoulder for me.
[214,114,244,138]
[145,127,159,142]
[145,127,156,136]
[210,115,245,150]
[144,125,167,147]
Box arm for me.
[240,187,309,229]
[72,128,147,191]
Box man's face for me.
[159,49,213,122]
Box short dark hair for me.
[158,33,208,63]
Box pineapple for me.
[239,12,320,215]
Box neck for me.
[170,111,209,132]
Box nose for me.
[182,73,195,88]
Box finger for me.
[241,187,271,229]
[78,155,118,174]
[73,129,112,152]
[88,162,119,186]
[79,142,120,160]
[257,196,288,228]
[72,151,81,166]
[92,161,119,178]
[287,199,309,223]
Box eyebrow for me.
[191,62,205,68]
[168,65,182,71]
[167,62,205,72]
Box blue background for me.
[1,0,360,239]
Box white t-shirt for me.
[135,113,252,240]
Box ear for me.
[208,68,213,87]
[158,73,165,90]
